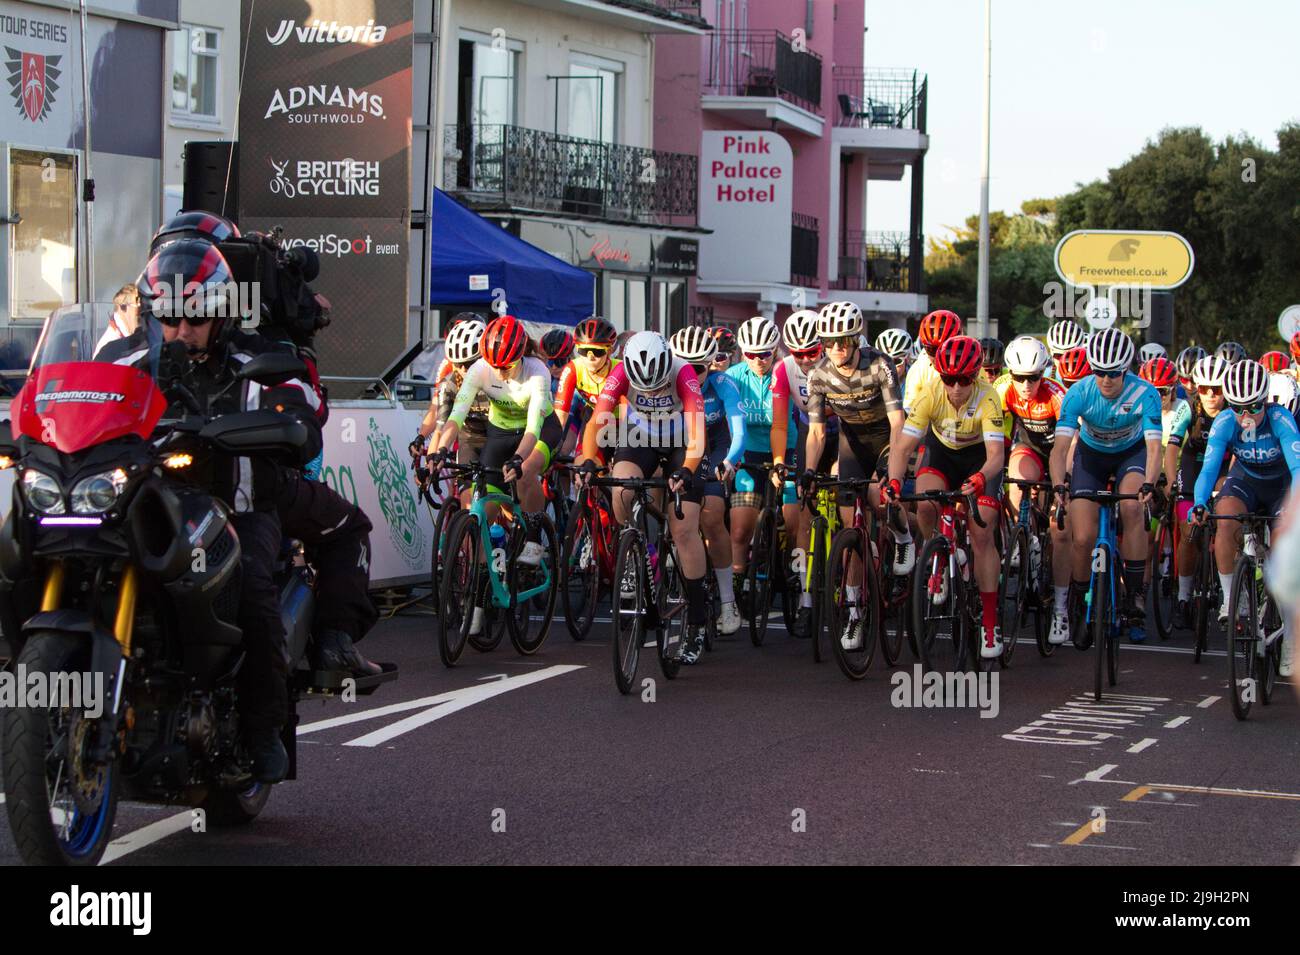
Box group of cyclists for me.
[411,301,1300,686]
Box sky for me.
[863,0,1300,242]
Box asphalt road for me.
[1,599,1297,866]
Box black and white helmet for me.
[1004,335,1051,376]
[1138,342,1167,363]
[737,316,779,353]
[1085,327,1135,372]
[1214,341,1248,365]
[670,325,718,365]
[1176,345,1207,379]
[622,331,674,391]
[1046,319,1085,356]
[817,301,864,339]
[1268,372,1299,413]
[782,309,820,351]
[875,327,912,360]
[445,319,486,364]
[1191,354,1230,388]
[1223,359,1269,407]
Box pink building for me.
[654,0,929,337]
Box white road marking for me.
[1164,716,1190,728]
[1127,738,1158,753]
[99,811,192,865]
[1080,842,1138,850]
[341,665,585,748]
[1196,695,1220,708]
[1084,764,1118,781]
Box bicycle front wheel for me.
[1226,556,1259,721]
[611,530,646,695]
[747,509,777,647]
[913,535,958,675]
[1091,558,1111,702]
[1151,515,1176,640]
[560,507,599,640]
[877,530,906,667]
[999,525,1030,668]
[826,527,877,680]
[437,511,480,667]
[510,512,559,655]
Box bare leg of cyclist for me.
[701,495,739,634]
[731,505,759,616]
[1213,494,1247,622]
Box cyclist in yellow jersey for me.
[884,336,1007,659]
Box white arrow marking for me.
[99,811,192,865]
[342,665,584,747]
[477,673,510,682]
[1084,764,1118,781]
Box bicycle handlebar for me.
[591,476,684,521]
[897,488,987,528]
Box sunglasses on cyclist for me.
[1198,385,1222,396]
[824,336,856,351]
[1230,400,1266,415]
[1011,373,1041,384]
[576,346,610,359]
[1156,386,1173,396]
[744,350,774,361]
[940,374,975,387]
[791,345,823,361]
[1093,368,1125,379]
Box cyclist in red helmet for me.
[1140,355,1182,486]
[886,335,1007,660]
[554,317,620,434]
[1261,350,1291,374]
[1057,345,1091,387]
[905,309,964,412]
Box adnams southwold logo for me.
[266,19,388,46]
[264,85,384,124]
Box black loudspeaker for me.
[1146,291,1174,349]
[182,141,239,221]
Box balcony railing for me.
[599,0,708,25]
[832,68,927,132]
[833,230,922,293]
[791,213,819,286]
[443,124,698,226]
[704,30,823,114]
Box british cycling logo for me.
[5,46,60,122]
[269,157,380,199]
[50,886,150,935]
[266,19,387,46]
[366,418,424,568]
[264,85,384,123]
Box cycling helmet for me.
[711,326,737,356]
[1214,341,1248,365]
[1085,327,1135,372]
[670,325,718,366]
[1046,319,1085,356]
[816,301,864,339]
[737,316,779,353]
[445,319,486,365]
[1260,350,1290,373]
[1138,342,1168,363]
[139,238,237,332]
[909,338,924,361]
[781,309,821,351]
[933,335,983,378]
[150,210,241,254]
[875,327,912,360]
[1139,356,1177,389]
[1191,354,1230,388]
[622,331,674,391]
[538,329,575,364]
[1057,346,1091,384]
[1223,359,1269,407]
[481,315,528,368]
[1004,336,1051,376]
[918,309,962,348]
[979,337,1004,369]
[574,316,618,347]
[1175,345,1207,380]
[1268,372,1299,410]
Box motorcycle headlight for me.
[70,468,128,515]
[21,470,64,514]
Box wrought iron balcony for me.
[833,68,927,131]
[598,0,708,26]
[443,124,698,226]
[834,230,922,293]
[791,213,819,286]
[704,30,823,114]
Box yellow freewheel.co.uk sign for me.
[1054,230,1194,289]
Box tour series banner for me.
[237,0,412,380]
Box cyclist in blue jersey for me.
[1190,360,1300,623]
[1050,328,1163,643]
[671,325,746,635]
[726,316,798,616]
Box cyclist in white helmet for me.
[415,319,488,475]
[876,326,912,381]
[1046,319,1085,385]
[1139,342,1168,364]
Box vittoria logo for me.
[4,47,61,122]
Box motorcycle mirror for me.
[236,352,309,387]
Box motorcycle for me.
[0,305,395,866]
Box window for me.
[568,60,620,144]
[608,275,648,333]
[9,149,77,320]
[458,37,519,127]
[655,279,686,335]
[171,25,219,122]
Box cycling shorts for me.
[1070,438,1146,495]
[1219,463,1290,516]
[836,423,890,507]
[918,431,997,501]
[734,449,797,506]
[480,414,563,487]
[612,444,706,505]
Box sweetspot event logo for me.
[366,418,423,568]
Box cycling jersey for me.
[771,355,812,419]
[555,356,619,419]
[1055,374,1162,452]
[450,357,553,436]
[903,352,938,412]
[594,358,706,454]
[436,372,489,439]
[725,362,795,454]
[903,376,1005,452]
[1195,405,1300,508]
[1161,398,1189,447]
[1002,377,1066,460]
[804,346,901,429]
[702,370,745,466]
[1167,399,1215,456]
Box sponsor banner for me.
[697,130,793,284]
[1054,230,1195,290]
[238,0,412,378]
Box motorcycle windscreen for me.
[12,362,167,452]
